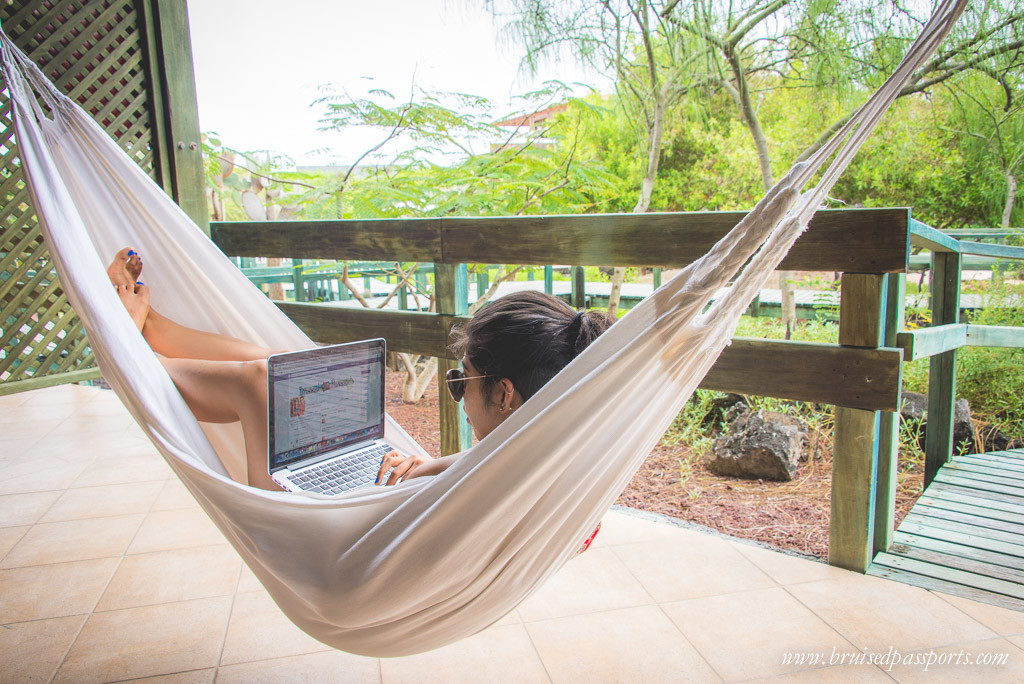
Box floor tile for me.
[883,637,1024,683]
[661,587,856,681]
[1,514,144,568]
[219,650,380,683]
[729,541,852,586]
[1,557,119,622]
[0,490,61,526]
[0,615,86,683]
[97,545,241,611]
[0,525,29,559]
[53,596,232,683]
[220,590,331,665]
[600,509,709,547]
[70,452,173,489]
[122,670,215,683]
[787,574,997,653]
[150,478,200,512]
[0,454,92,495]
[526,605,719,683]
[49,412,137,438]
[612,534,775,603]
[41,480,164,522]
[935,592,1024,637]
[517,547,654,622]
[382,623,547,683]
[0,436,43,460]
[127,508,227,554]
[236,562,265,593]
[752,663,893,682]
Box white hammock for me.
[1,0,964,657]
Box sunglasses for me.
[445,368,494,402]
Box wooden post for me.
[571,266,586,309]
[874,273,905,555]
[544,266,554,295]
[475,268,489,304]
[653,267,662,290]
[830,273,886,572]
[925,251,962,486]
[140,0,208,232]
[435,263,473,455]
[292,261,305,303]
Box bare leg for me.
[109,248,279,490]
[159,356,280,491]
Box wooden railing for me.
[212,207,912,572]
[898,221,1024,487]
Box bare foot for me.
[115,282,150,332]
[107,248,143,289]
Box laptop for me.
[267,339,401,495]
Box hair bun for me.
[567,310,586,353]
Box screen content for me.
[269,342,384,468]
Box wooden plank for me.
[925,251,961,486]
[955,453,1024,474]
[212,220,443,262]
[897,520,1024,558]
[911,503,1024,536]
[440,208,910,271]
[956,240,1024,260]
[702,340,902,411]
[903,512,1024,547]
[274,303,457,356]
[885,544,1024,587]
[267,303,904,409]
[966,325,1024,349]
[909,219,960,253]
[917,494,1024,525]
[872,553,1024,600]
[829,407,878,572]
[987,449,1024,459]
[895,324,968,361]
[893,531,1024,571]
[929,480,1024,508]
[934,472,1024,500]
[867,564,1024,613]
[945,460,1024,483]
[0,368,103,397]
[937,467,1024,490]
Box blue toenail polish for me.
[136,281,144,285]
[128,250,136,256]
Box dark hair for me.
[449,291,615,402]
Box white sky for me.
[187,0,608,166]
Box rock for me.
[707,409,806,482]
[701,393,748,431]
[898,391,977,455]
[976,424,1024,452]
[953,398,976,453]
[900,391,928,423]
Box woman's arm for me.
[376,449,468,486]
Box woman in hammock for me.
[108,247,614,492]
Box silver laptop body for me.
[268,339,397,495]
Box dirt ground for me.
[386,370,926,559]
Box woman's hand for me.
[376,451,433,486]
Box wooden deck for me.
[868,448,1024,612]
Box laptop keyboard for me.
[286,445,393,495]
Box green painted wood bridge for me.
[869,448,1024,612]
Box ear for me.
[492,378,515,409]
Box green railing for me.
[213,207,912,572]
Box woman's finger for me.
[385,457,416,486]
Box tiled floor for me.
[2,384,1024,683]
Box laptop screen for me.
[268,339,386,472]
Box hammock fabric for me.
[1,1,964,657]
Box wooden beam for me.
[956,241,1024,260]
[274,303,456,355]
[0,368,103,397]
[910,219,960,253]
[896,324,968,361]
[966,325,1024,349]
[875,274,905,556]
[213,220,442,262]
[435,263,472,456]
[213,208,910,272]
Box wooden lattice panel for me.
[1,0,159,390]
